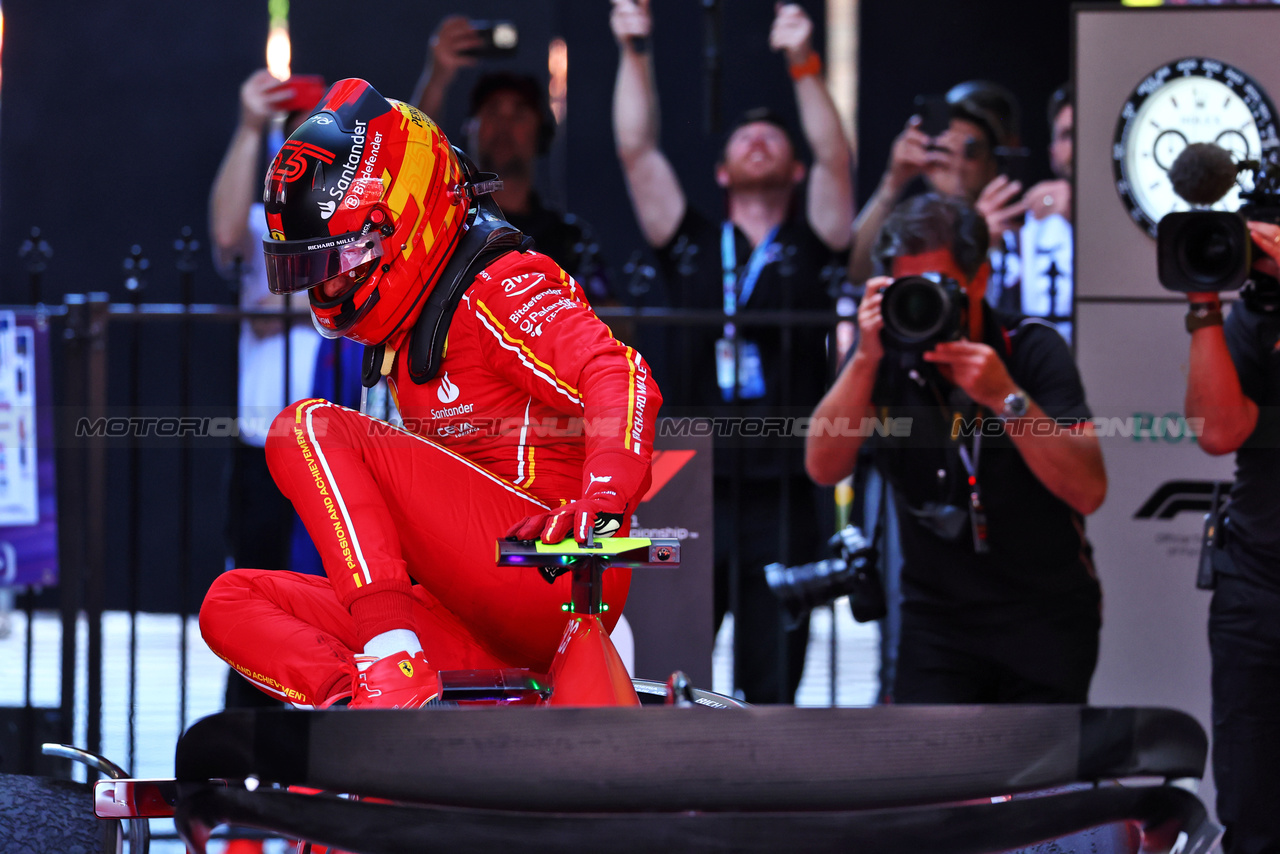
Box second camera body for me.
[1158,153,1280,294]
[1157,210,1260,293]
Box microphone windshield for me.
[1169,142,1239,206]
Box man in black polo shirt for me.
[611,0,853,702]
[1183,218,1280,854]
[807,193,1106,703]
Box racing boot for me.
[348,650,442,708]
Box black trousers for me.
[223,440,294,709]
[225,440,295,572]
[1210,574,1280,854]
[893,603,1098,704]
[713,474,827,705]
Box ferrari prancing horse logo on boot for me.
[399,659,414,678]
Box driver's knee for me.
[264,398,354,470]
[200,570,256,654]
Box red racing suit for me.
[200,249,662,707]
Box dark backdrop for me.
[0,0,269,612]
[0,0,1073,612]
[0,0,266,303]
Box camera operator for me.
[806,193,1106,703]
[1182,218,1280,854]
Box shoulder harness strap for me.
[362,203,532,388]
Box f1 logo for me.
[1134,480,1232,520]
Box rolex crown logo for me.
[399,660,414,678]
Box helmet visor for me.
[263,230,385,296]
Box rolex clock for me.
[1113,57,1280,237]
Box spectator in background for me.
[207,67,324,854]
[849,81,1027,305]
[611,0,853,703]
[412,17,611,306]
[209,70,322,583]
[209,69,362,719]
[808,193,1105,704]
[1016,84,1074,340]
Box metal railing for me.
[0,239,857,786]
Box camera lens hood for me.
[880,273,964,351]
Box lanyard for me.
[957,432,981,493]
[957,422,989,554]
[721,222,779,338]
[932,377,989,555]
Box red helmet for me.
[262,79,469,346]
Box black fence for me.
[0,236,861,791]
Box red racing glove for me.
[506,450,650,544]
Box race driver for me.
[199,79,661,709]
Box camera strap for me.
[867,464,889,553]
[957,433,990,554]
[926,376,990,554]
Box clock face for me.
[1113,57,1280,237]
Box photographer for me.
[1182,219,1280,854]
[806,193,1106,703]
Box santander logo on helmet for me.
[261,78,469,348]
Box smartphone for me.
[995,147,1029,183]
[464,20,519,57]
[913,94,951,138]
[271,75,327,113]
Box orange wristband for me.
[788,52,822,81]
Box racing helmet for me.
[262,78,469,346]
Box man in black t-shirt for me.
[413,23,610,305]
[807,194,1106,704]
[1183,219,1280,854]
[612,0,853,703]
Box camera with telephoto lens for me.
[1158,149,1280,298]
[879,272,964,352]
[765,525,880,627]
